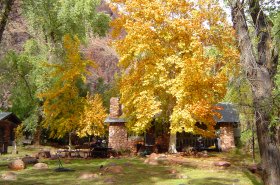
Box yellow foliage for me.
[77,94,107,137]
[39,34,106,138]
[111,0,239,136]
[15,124,24,143]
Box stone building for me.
[0,112,21,154]
[177,103,240,152]
[104,98,146,153]
[215,103,240,151]
[105,98,240,153]
[104,98,128,151]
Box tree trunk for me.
[230,1,280,184]
[0,0,15,43]
[33,126,41,145]
[255,108,280,185]
[68,132,72,149]
[252,123,255,162]
[168,132,177,153]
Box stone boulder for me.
[144,153,168,165]
[247,163,262,174]
[8,159,26,170]
[104,165,124,174]
[22,156,38,165]
[79,172,99,179]
[34,163,49,170]
[104,177,116,184]
[37,150,51,158]
[144,158,159,165]
[1,172,17,180]
[214,161,231,167]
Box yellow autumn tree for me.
[39,34,107,144]
[77,94,107,137]
[111,0,239,152]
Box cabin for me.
[105,98,240,153]
[177,103,240,152]
[0,112,21,154]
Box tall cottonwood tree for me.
[40,35,107,144]
[229,1,280,184]
[111,0,239,153]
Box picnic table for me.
[57,148,91,158]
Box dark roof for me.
[214,103,239,123]
[0,112,21,124]
[104,103,239,124]
[104,117,126,123]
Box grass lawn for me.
[0,146,263,185]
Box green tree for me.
[22,0,110,45]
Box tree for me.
[229,1,280,184]
[111,0,239,153]
[40,35,106,145]
[77,94,107,137]
[39,35,92,138]
[22,0,110,45]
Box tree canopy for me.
[111,0,239,137]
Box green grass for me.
[0,147,263,185]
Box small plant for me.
[14,124,24,146]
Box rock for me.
[104,165,124,174]
[37,150,51,158]
[22,156,38,165]
[149,153,158,159]
[8,159,26,170]
[167,169,178,174]
[34,163,49,169]
[158,154,167,159]
[144,158,159,165]
[79,172,99,179]
[176,173,189,179]
[248,164,257,173]
[1,172,17,180]
[104,177,116,184]
[248,163,262,174]
[214,161,231,167]
[50,154,59,160]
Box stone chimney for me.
[106,97,128,151]
[109,97,122,118]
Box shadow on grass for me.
[0,157,264,185]
[188,177,240,185]
[243,170,263,185]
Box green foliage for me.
[0,38,54,135]
[0,51,35,119]
[22,0,110,44]
[92,75,120,111]
[270,8,280,131]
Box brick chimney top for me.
[109,97,122,118]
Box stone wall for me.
[108,123,128,151]
[127,137,144,154]
[219,123,235,151]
